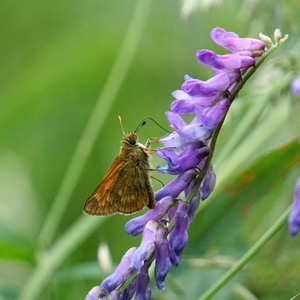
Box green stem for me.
[38,0,153,248]
[198,205,291,300]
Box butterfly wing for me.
[83,137,156,216]
[83,156,123,216]
[111,159,155,214]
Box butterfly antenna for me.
[117,116,126,135]
[134,117,171,133]
[134,120,147,133]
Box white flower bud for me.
[274,29,282,43]
[259,32,273,45]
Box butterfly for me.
[83,118,156,216]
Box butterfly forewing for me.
[83,157,122,215]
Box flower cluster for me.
[85,27,266,300]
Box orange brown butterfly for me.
[83,116,159,216]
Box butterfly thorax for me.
[120,132,150,162]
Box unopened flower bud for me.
[274,29,282,43]
[259,32,273,45]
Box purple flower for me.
[291,76,300,94]
[171,90,222,114]
[135,263,152,300]
[169,201,189,266]
[100,247,137,297]
[132,220,157,271]
[164,112,212,141]
[182,70,241,97]
[157,131,191,148]
[120,280,136,300]
[154,169,198,200]
[109,291,120,300]
[288,178,300,236]
[125,196,174,236]
[197,50,255,70]
[185,181,201,221]
[156,142,210,174]
[210,27,265,52]
[154,223,170,289]
[171,95,222,114]
[196,98,230,128]
[85,286,102,300]
[200,164,216,200]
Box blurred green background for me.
[0,0,300,299]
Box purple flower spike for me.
[85,286,102,300]
[210,27,265,52]
[288,178,300,236]
[135,263,152,300]
[125,196,174,236]
[155,169,198,201]
[155,223,170,289]
[132,220,157,271]
[291,76,300,94]
[86,27,270,299]
[197,50,255,70]
[100,247,137,295]
[169,201,189,266]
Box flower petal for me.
[125,197,174,236]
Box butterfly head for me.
[123,132,138,146]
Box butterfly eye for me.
[128,137,136,145]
